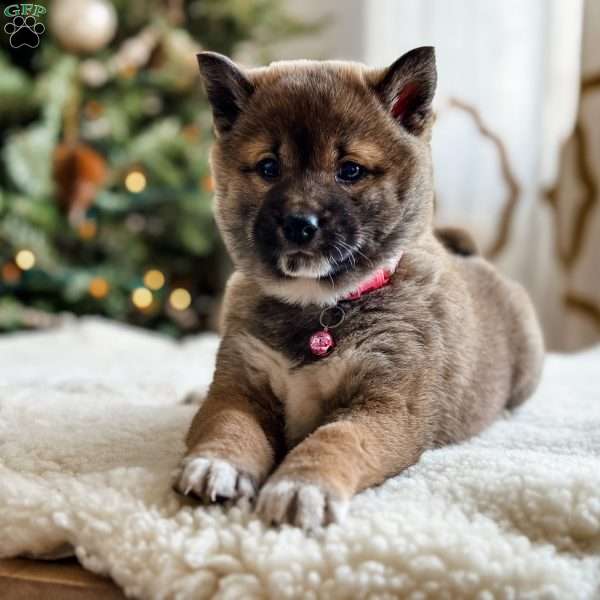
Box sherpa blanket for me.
[1,318,599,599]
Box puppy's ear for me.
[371,46,437,136]
[197,51,254,135]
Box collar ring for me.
[319,305,345,330]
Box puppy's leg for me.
[504,282,545,409]
[257,386,430,529]
[175,359,284,504]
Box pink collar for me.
[309,252,403,357]
[343,251,403,301]
[343,267,392,301]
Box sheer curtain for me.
[546,0,600,350]
[363,0,592,350]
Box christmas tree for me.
[0,0,312,335]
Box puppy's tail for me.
[434,226,479,257]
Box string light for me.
[169,288,191,311]
[89,277,110,299]
[15,249,35,270]
[144,269,165,290]
[125,170,147,193]
[1,262,21,283]
[131,287,153,309]
[78,219,97,239]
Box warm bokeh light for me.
[124,170,147,193]
[131,287,153,309]
[15,249,35,270]
[169,288,191,311]
[144,269,165,290]
[119,65,138,80]
[201,175,215,192]
[78,220,98,239]
[182,124,200,141]
[89,277,110,299]
[1,262,21,283]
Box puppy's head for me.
[198,48,437,305]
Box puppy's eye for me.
[256,158,280,180]
[336,161,366,183]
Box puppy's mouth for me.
[278,251,328,278]
[277,246,356,279]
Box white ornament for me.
[50,0,117,53]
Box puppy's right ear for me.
[197,52,254,135]
[371,46,437,137]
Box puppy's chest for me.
[250,296,371,364]
[237,333,350,445]
[239,292,398,443]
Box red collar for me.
[342,251,403,301]
[308,252,403,357]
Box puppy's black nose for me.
[282,214,319,245]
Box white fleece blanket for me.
[1,318,599,599]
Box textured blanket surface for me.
[1,318,599,599]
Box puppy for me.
[175,47,544,529]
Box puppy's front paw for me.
[256,478,348,530]
[175,456,256,503]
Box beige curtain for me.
[545,0,600,351]
[363,0,599,351]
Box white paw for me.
[174,457,256,503]
[256,479,348,530]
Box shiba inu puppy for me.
[175,47,544,529]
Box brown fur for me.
[175,48,545,529]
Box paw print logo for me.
[4,15,45,49]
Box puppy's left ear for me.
[371,46,437,136]
[197,51,254,135]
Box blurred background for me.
[0,0,598,351]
